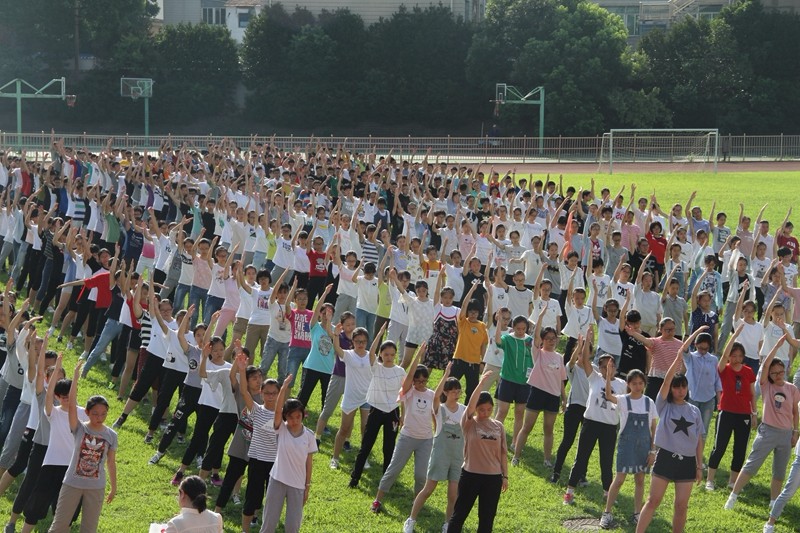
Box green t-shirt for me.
[499,333,533,385]
[376,283,391,318]
[105,212,121,243]
[266,234,277,260]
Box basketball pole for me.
[0,77,67,146]
[493,83,545,155]
[144,95,150,142]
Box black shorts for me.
[128,328,142,350]
[495,379,529,404]
[526,386,560,413]
[652,448,697,482]
[405,341,419,350]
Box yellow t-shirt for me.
[453,315,488,364]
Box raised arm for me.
[367,323,388,366]
[68,360,85,432]
[659,326,708,400]
[401,342,426,395]
[760,334,787,388]
[719,323,744,372]
[273,374,294,430]
[433,361,452,414]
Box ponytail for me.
[179,475,208,513]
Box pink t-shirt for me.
[648,337,684,378]
[528,346,566,397]
[762,381,800,430]
[142,241,155,259]
[287,308,313,349]
[192,257,212,290]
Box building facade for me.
[162,0,486,42]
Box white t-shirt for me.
[611,281,635,301]
[521,250,543,286]
[249,288,272,326]
[597,317,622,356]
[590,274,612,307]
[366,363,406,413]
[199,360,232,408]
[633,287,663,326]
[529,298,562,330]
[760,323,795,363]
[43,406,89,466]
[272,237,295,270]
[356,276,380,314]
[207,263,227,299]
[444,264,465,303]
[559,264,585,291]
[270,423,318,490]
[337,266,358,298]
[734,319,764,360]
[388,284,410,325]
[562,302,595,339]
[267,302,292,343]
[507,287,532,320]
[584,371,626,424]
[341,350,373,413]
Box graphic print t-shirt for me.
[63,422,118,490]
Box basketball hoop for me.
[66,95,77,108]
[131,87,142,101]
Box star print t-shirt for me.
[400,387,435,439]
[63,422,118,490]
[762,381,800,430]
[654,396,704,457]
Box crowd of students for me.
[0,136,798,532]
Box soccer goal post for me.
[598,129,719,174]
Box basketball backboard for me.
[121,78,154,100]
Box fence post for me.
[558,135,562,163]
[780,133,784,161]
[484,136,488,163]
[740,134,746,162]
[447,135,451,164]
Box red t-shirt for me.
[718,364,756,414]
[646,232,667,264]
[79,272,112,308]
[777,234,799,263]
[307,250,327,278]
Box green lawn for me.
[2,171,799,532]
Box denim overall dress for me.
[617,395,652,473]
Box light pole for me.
[0,78,74,146]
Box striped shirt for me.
[361,240,380,268]
[648,336,684,379]
[248,403,278,462]
[140,310,153,347]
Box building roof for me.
[224,0,263,7]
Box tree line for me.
[0,0,797,136]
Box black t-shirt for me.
[201,211,215,237]
[462,271,487,310]
[617,328,650,376]
[106,285,124,320]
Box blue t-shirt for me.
[304,323,335,375]
[654,395,704,457]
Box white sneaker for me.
[364,460,371,470]
[763,523,775,533]
[47,326,55,336]
[402,518,416,533]
[599,512,614,529]
[724,493,738,510]
[705,481,715,491]
[148,451,164,465]
[66,341,73,350]
[329,458,339,469]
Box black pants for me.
[8,427,35,476]
[567,419,617,490]
[553,404,586,478]
[181,404,219,466]
[201,412,239,471]
[12,443,47,515]
[756,287,765,319]
[450,358,481,403]
[645,376,664,401]
[708,411,751,472]
[70,293,94,338]
[447,469,503,533]
[297,368,330,413]
[351,407,400,486]
[148,368,186,431]
[0,385,22,450]
[129,352,165,403]
[24,464,67,525]
[243,458,273,516]
[215,455,248,509]
[111,326,132,377]
[564,336,579,366]
[153,268,167,287]
[558,291,569,330]
[37,252,64,314]
[307,276,327,307]
[159,385,202,454]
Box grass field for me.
[2,171,800,532]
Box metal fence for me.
[2,131,799,163]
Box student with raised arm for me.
[494,313,533,452]
[661,262,689,339]
[599,364,656,529]
[690,268,720,351]
[725,334,800,511]
[592,277,622,365]
[512,306,567,468]
[403,362,464,533]
[635,327,706,533]
[450,280,489,402]
[349,323,406,489]
[371,343,434,513]
[296,284,335,413]
[46,360,117,533]
[260,374,317,533]
[446,370,508,533]
[631,252,662,336]
[551,336,591,484]
[706,324,757,492]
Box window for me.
[238,8,254,28]
[698,4,723,19]
[606,6,640,36]
[202,7,225,25]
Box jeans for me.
[690,397,716,438]
[188,286,208,328]
[82,319,124,376]
[356,309,377,340]
[10,241,28,282]
[0,238,15,271]
[771,451,800,520]
[261,337,289,383]
[252,251,267,270]
[34,258,54,307]
[287,346,310,390]
[0,385,22,451]
[203,294,225,326]
[174,282,190,311]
